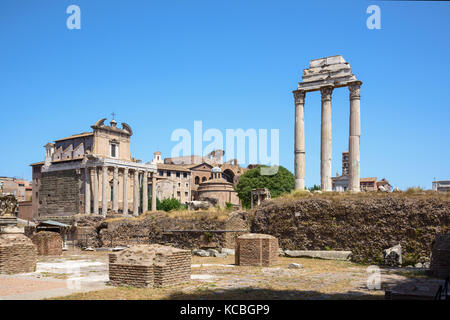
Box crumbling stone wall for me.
[0,233,37,274]
[430,234,450,278]
[38,170,81,217]
[109,245,191,288]
[235,233,278,266]
[32,231,63,256]
[98,212,249,250]
[251,194,450,265]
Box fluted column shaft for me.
[113,166,119,212]
[151,174,157,211]
[320,86,333,191]
[349,82,362,192]
[84,168,91,214]
[142,171,148,212]
[133,170,140,216]
[102,166,108,216]
[93,167,99,215]
[123,168,129,214]
[293,90,306,190]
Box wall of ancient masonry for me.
[430,234,450,278]
[38,169,81,217]
[109,263,154,288]
[32,231,63,256]
[108,245,191,288]
[0,233,37,274]
[235,234,278,267]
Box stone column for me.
[84,167,91,214]
[151,173,157,211]
[320,86,333,191]
[123,168,129,214]
[113,166,119,212]
[102,166,108,216]
[348,81,362,192]
[293,90,306,190]
[93,167,99,215]
[133,170,139,216]
[142,171,148,212]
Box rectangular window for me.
[183,173,187,178]
[159,171,163,176]
[111,144,117,158]
[167,171,171,177]
[176,172,180,178]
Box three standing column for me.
[348,81,362,192]
[320,86,333,191]
[293,90,306,190]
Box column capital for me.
[348,81,362,100]
[293,90,306,105]
[320,86,333,102]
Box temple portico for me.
[83,157,157,216]
[293,55,362,192]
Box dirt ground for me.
[0,250,445,300]
[50,252,444,300]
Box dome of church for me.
[211,166,222,173]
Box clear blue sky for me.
[0,0,449,190]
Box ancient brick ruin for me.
[109,244,191,288]
[0,233,37,274]
[235,233,278,266]
[430,234,450,278]
[32,231,63,256]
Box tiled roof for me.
[157,163,191,172]
[55,132,93,142]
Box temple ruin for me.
[293,55,362,192]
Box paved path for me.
[0,253,110,300]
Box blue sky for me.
[0,0,449,190]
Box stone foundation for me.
[109,244,191,288]
[32,231,63,256]
[0,233,37,274]
[430,234,450,278]
[235,233,278,266]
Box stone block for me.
[32,231,63,256]
[109,244,191,288]
[284,250,352,261]
[235,233,278,267]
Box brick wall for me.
[430,234,450,278]
[32,231,63,256]
[109,245,191,288]
[0,233,37,274]
[38,170,81,217]
[235,233,278,267]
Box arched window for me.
[202,177,207,182]
[195,176,200,185]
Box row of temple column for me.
[294,81,361,192]
[84,166,157,216]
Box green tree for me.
[308,184,321,191]
[235,165,295,208]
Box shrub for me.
[235,165,295,208]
